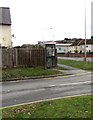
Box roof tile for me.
[0,7,11,25]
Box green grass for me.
[2,94,92,119]
[2,67,60,79]
[55,66,67,70]
[58,59,93,70]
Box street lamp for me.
[50,27,55,42]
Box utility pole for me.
[84,0,87,61]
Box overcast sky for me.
[91,1,93,36]
[0,0,92,46]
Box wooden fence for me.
[2,48,46,68]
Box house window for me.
[59,48,61,50]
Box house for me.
[55,39,73,53]
[0,7,12,47]
[69,39,84,53]
[38,38,93,54]
[38,41,56,47]
[80,39,93,53]
[56,43,72,53]
[38,39,74,53]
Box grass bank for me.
[58,59,93,70]
[2,94,92,119]
[2,67,61,79]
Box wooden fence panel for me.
[2,48,14,67]
[2,48,46,68]
[30,48,45,67]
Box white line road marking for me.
[59,81,92,86]
[48,81,92,88]
[49,85,56,87]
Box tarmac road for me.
[1,71,92,108]
[58,57,93,62]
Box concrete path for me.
[58,64,91,75]
[58,64,80,70]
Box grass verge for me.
[58,59,93,70]
[2,67,61,79]
[2,94,92,119]
[55,66,67,70]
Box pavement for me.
[57,57,92,75]
[58,64,80,70]
[58,64,91,75]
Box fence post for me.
[15,48,18,67]
[12,48,15,67]
[44,49,47,69]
